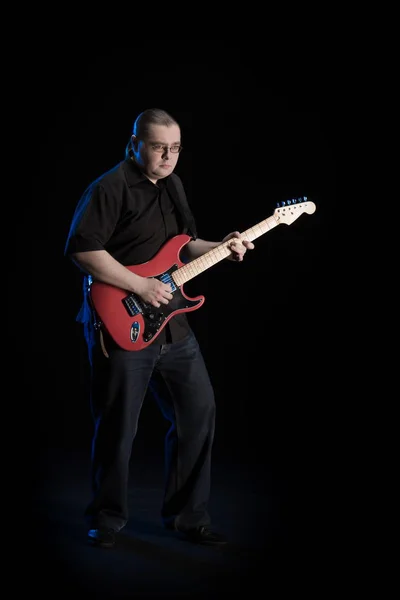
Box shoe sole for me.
[88,538,115,548]
[184,535,227,546]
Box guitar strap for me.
[167,174,198,240]
[99,329,109,358]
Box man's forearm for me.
[71,250,144,293]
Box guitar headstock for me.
[273,196,316,225]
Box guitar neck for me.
[173,214,279,286]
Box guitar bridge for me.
[122,293,166,337]
[123,294,143,317]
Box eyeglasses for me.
[149,143,183,154]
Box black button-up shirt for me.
[65,159,193,345]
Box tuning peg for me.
[276,196,308,208]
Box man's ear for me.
[131,134,138,150]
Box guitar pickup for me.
[159,272,177,293]
[123,270,177,317]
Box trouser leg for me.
[84,337,158,531]
[149,332,216,531]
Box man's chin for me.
[155,167,172,178]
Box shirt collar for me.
[123,158,168,189]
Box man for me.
[64,108,254,548]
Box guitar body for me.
[89,234,204,351]
[89,197,316,351]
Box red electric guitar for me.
[89,197,316,351]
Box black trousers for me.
[84,329,216,532]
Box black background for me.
[21,41,340,592]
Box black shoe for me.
[88,528,116,548]
[182,526,227,546]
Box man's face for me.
[132,124,181,183]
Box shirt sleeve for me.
[64,182,121,256]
